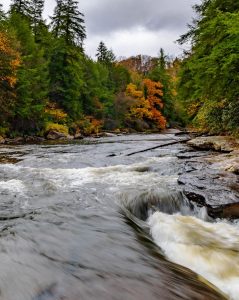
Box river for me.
[0,132,238,300]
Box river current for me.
[0,133,238,300]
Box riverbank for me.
[0,131,123,145]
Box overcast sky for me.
[2,0,200,58]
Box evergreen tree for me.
[10,0,31,17]
[8,13,49,134]
[49,0,86,119]
[178,0,239,133]
[49,39,84,119]
[51,0,86,47]
[28,0,44,38]
[96,41,116,64]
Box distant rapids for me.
[0,133,235,300]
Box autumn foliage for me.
[126,79,166,129]
[0,31,20,86]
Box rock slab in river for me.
[187,136,239,152]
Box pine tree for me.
[10,0,31,17]
[28,0,44,37]
[96,41,116,64]
[49,0,86,119]
[51,0,86,47]
[49,40,84,119]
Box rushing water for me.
[0,133,237,300]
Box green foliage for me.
[178,0,239,134]
[96,41,116,65]
[49,39,84,119]
[8,12,48,134]
[51,0,86,47]
[148,49,177,124]
[0,1,180,137]
[10,0,31,17]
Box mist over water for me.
[0,133,236,300]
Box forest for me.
[0,0,238,139]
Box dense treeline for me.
[0,0,178,138]
[1,0,238,138]
[178,0,239,135]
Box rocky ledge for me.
[187,135,239,174]
[179,135,239,219]
[187,135,239,152]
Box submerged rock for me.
[188,136,239,152]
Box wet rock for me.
[0,136,5,144]
[207,202,239,219]
[0,156,21,164]
[25,136,45,143]
[5,137,25,144]
[46,130,68,140]
[205,151,239,175]
[179,162,239,207]
[107,153,116,157]
[188,136,239,152]
[104,132,117,137]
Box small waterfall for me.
[119,188,193,221]
[119,186,239,300]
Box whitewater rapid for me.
[0,134,237,300]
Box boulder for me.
[187,136,239,152]
[46,130,68,140]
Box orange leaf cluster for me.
[143,79,166,129]
[125,79,166,129]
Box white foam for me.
[148,211,239,300]
[7,157,176,190]
[0,179,26,195]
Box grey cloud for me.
[81,0,198,34]
[3,0,200,56]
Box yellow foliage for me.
[73,116,103,135]
[45,122,69,135]
[126,83,144,99]
[45,108,68,121]
[45,102,68,122]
